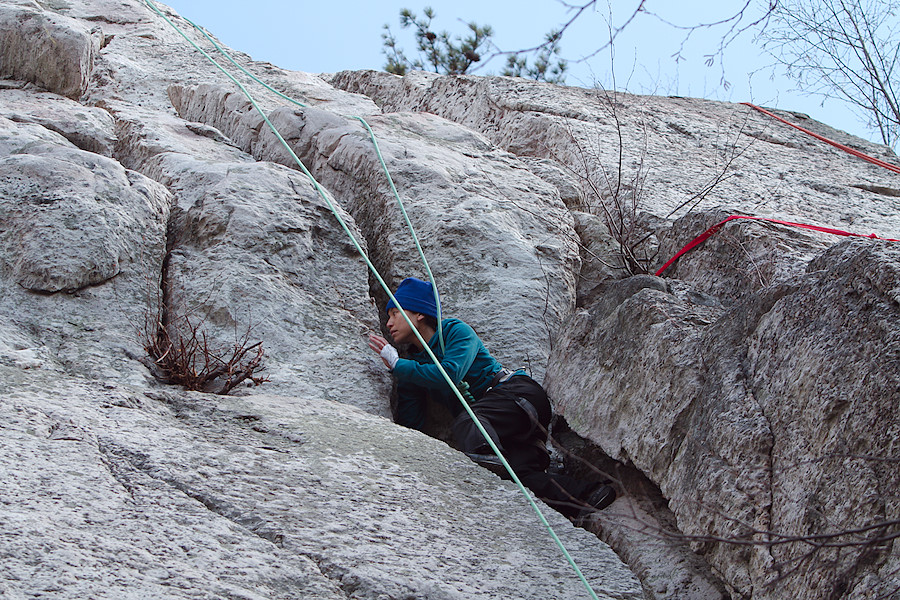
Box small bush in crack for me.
[142,310,269,395]
[553,89,751,276]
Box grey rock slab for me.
[167,83,274,161]
[58,0,151,25]
[79,0,289,113]
[0,113,74,155]
[584,496,730,600]
[2,367,643,600]
[1,371,349,600]
[572,210,629,296]
[0,145,156,293]
[0,88,116,156]
[20,0,380,118]
[102,98,252,172]
[0,0,100,99]
[330,70,900,240]
[0,118,170,383]
[744,240,900,599]
[150,153,392,415]
[518,155,587,210]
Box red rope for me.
[742,102,900,174]
[655,105,900,276]
[655,215,899,277]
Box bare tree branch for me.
[481,0,777,85]
[141,296,269,395]
[760,0,900,147]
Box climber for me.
[368,277,616,521]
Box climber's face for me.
[387,308,428,348]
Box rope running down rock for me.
[141,2,601,598]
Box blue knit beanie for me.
[386,277,438,319]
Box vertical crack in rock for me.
[737,347,779,588]
[133,206,175,385]
[697,288,786,595]
[159,216,175,340]
[742,283,802,583]
[552,419,731,600]
[302,557,357,600]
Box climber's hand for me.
[368,334,399,370]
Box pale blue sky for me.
[161,0,874,144]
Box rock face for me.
[548,239,900,598]
[167,84,580,382]
[0,1,897,599]
[0,1,100,100]
[5,368,637,599]
[0,1,635,599]
[328,70,900,238]
[331,69,900,599]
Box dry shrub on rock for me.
[141,308,268,395]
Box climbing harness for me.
[486,366,519,393]
[656,214,900,276]
[514,396,541,440]
[141,3,601,598]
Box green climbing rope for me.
[352,116,445,353]
[177,11,445,354]
[140,3,600,598]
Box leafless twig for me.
[139,268,269,395]
[143,311,268,395]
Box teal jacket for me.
[392,318,503,431]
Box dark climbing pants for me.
[451,375,598,519]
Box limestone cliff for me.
[0,1,897,599]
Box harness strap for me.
[486,367,526,393]
[488,367,515,390]
[514,396,540,439]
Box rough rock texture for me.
[154,154,392,412]
[0,113,169,383]
[331,66,900,600]
[4,367,639,599]
[547,239,900,599]
[0,89,116,155]
[168,84,580,381]
[654,209,833,304]
[1,0,898,599]
[0,0,100,99]
[330,70,900,238]
[0,1,639,599]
